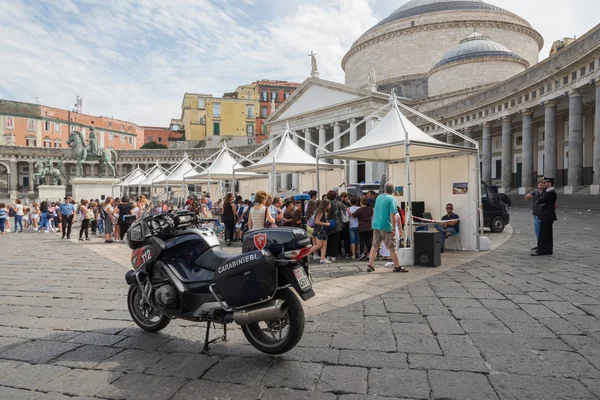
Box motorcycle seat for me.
[194,248,233,271]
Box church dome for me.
[431,32,527,71]
[373,0,517,29]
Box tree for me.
[141,141,167,149]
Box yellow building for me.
[180,90,258,145]
[549,37,576,56]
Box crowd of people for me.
[0,195,149,243]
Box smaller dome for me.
[431,32,527,71]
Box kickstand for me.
[201,321,228,354]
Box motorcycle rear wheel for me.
[241,288,305,354]
[127,285,171,332]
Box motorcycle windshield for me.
[142,191,188,218]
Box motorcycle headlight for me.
[129,223,143,242]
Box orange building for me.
[142,126,182,145]
[255,80,300,143]
[0,100,142,150]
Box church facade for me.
[267,0,600,194]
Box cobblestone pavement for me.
[1,208,600,399]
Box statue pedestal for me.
[71,178,121,201]
[38,185,66,201]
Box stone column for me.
[303,128,312,156]
[521,111,534,189]
[28,161,34,192]
[446,132,455,144]
[292,131,299,190]
[463,127,472,147]
[318,125,326,152]
[593,81,600,192]
[281,173,288,191]
[544,101,558,181]
[482,123,492,184]
[333,121,341,165]
[90,163,96,178]
[348,118,358,184]
[568,91,584,188]
[9,159,18,193]
[501,116,513,191]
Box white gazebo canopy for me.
[325,104,476,162]
[188,146,262,180]
[139,164,168,186]
[120,168,145,187]
[154,156,205,185]
[239,131,337,174]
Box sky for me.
[0,0,597,127]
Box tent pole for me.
[393,99,413,249]
[316,149,321,197]
[475,149,482,250]
[271,157,276,194]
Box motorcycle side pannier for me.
[213,250,276,307]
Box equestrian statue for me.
[64,128,119,178]
[33,159,67,185]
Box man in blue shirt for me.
[206,193,213,211]
[367,182,408,273]
[434,203,460,253]
[58,196,75,239]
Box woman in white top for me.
[13,199,24,233]
[247,190,275,231]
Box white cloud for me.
[0,0,596,126]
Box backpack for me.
[8,208,16,217]
[307,211,316,228]
[85,209,94,220]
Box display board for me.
[238,177,270,200]
[299,169,345,196]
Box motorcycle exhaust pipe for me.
[232,299,288,325]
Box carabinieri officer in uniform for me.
[532,177,557,256]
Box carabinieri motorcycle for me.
[124,193,314,354]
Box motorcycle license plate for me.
[293,266,311,291]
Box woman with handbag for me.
[222,193,236,246]
[325,191,346,261]
[309,200,332,264]
[78,199,92,241]
[247,190,275,231]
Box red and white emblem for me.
[253,233,267,250]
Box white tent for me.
[154,156,205,186]
[238,130,339,193]
[321,95,481,253]
[139,164,168,187]
[120,168,145,187]
[187,145,262,181]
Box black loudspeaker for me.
[401,201,425,218]
[414,231,441,267]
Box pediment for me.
[270,78,375,122]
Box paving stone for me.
[157,338,206,353]
[362,298,388,316]
[432,287,473,298]
[415,303,452,316]
[203,356,272,385]
[460,319,511,334]
[52,344,122,369]
[540,317,583,335]
[485,352,551,376]
[382,299,419,314]
[437,334,482,358]
[489,308,538,324]
[145,352,219,379]
[262,360,322,391]
[94,348,165,373]
[450,307,496,320]
[97,373,186,400]
[35,392,96,400]
[0,359,29,378]
[67,332,126,346]
[440,298,483,308]
[281,347,340,364]
[581,379,600,399]
[332,333,396,352]
[506,294,539,304]
[563,315,600,332]
[428,370,498,400]
[519,336,573,351]
[466,288,506,300]
[0,340,81,363]
[0,385,43,400]
[503,321,558,338]
[540,301,587,316]
[391,322,431,334]
[338,349,407,369]
[368,368,430,399]
[470,333,530,356]
[39,369,121,397]
[520,303,560,318]
[172,379,263,400]
[261,388,337,400]
[316,365,367,394]
[338,396,404,400]
[540,350,600,378]
[297,332,334,348]
[529,291,563,301]
[388,313,426,323]
[478,299,518,309]
[408,285,436,297]
[427,315,464,334]
[408,353,488,373]
[0,337,29,353]
[395,333,442,355]
[112,335,170,350]
[0,363,71,390]
[490,374,595,400]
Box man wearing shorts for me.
[367,182,408,273]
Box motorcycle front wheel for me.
[241,288,305,354]
[127,285,171,332]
